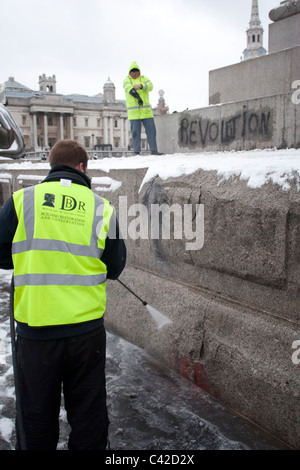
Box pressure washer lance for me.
[117,279,172,329]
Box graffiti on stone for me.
[178,107,273,149]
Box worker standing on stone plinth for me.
[123,61,162,156]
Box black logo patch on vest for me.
[43,193,55,207]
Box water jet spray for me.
[117,279,172,330]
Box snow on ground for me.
[0,148,299,192]
[0,270,14,450]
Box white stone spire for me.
[250,0,260,26]
[243,0,267,60]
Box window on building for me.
[85,118,89,127]
[114,138,119,148]
[114,120,118,128]
[22,115,27,125]
[97,119,101,127]
[48,117,53,126]
[252,34,256,42]
[84,137,90,148]
[73,117,77,127]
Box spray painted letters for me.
[179,107,273,149]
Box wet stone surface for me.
[0,270,289,451]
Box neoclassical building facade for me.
[0,74,168,152]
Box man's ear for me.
[77,162,86,173]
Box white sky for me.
[1,0,279,113]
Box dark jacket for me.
[0,165,126,339]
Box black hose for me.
[9,277,27,450]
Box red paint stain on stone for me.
[179,355,210,394]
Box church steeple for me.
[243,0,267,60]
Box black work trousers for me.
[15,326,109,450]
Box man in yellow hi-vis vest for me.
[123,61,162,155]
[0,139,126,450]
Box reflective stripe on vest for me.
[14,273,107,287]
[127,105,152,111]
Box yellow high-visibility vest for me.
[123,61,154,121]
[12,181,113,327]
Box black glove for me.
[129,88,143,106]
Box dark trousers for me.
[16,326,109,450]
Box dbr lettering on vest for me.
[61,195,86,212]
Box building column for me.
[120,118,124,148]
[110,117,114,147]
[32,113,38,150]
[60,114,64,140]
[125,118,129,149]
[104,116,108,144]
[44,114,49,148]
[70,115,74,139]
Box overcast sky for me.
[1,0,279,112]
